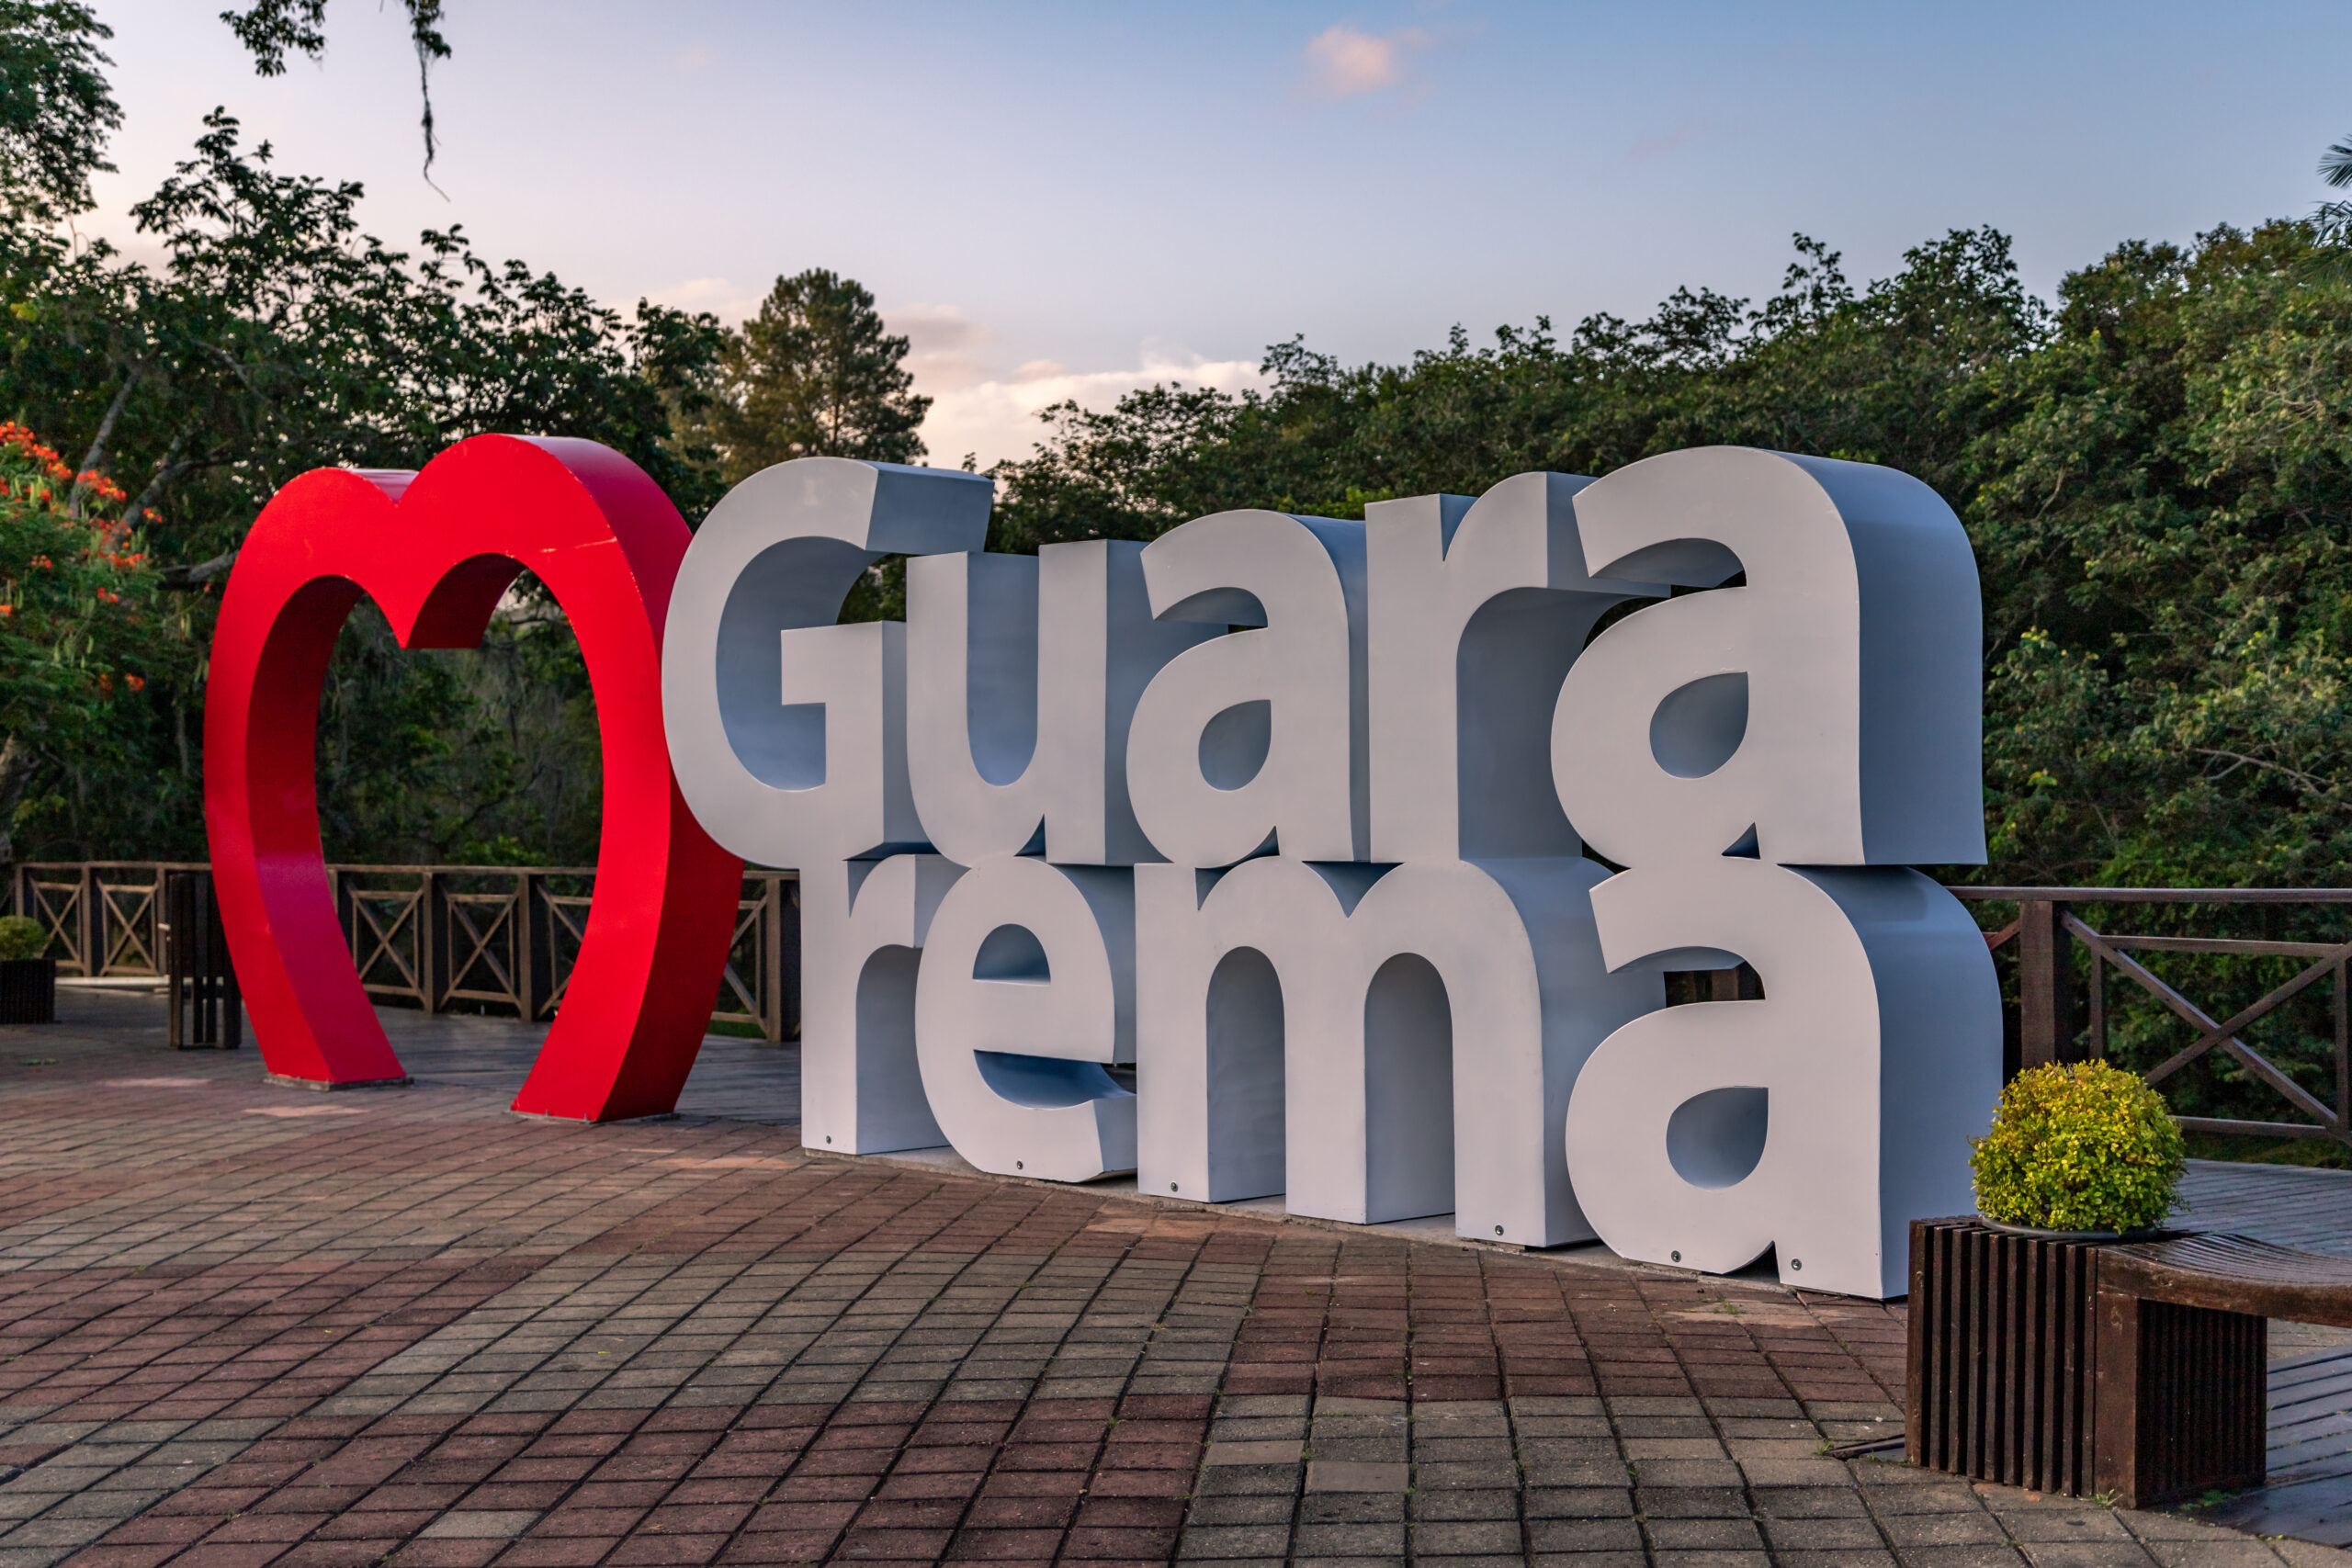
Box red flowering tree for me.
[0,422,174,862]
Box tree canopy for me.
[704,268,931,479]
[985,223,2352,893]
[0,1,118,221]
[0,420,172,862]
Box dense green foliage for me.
[993,223,2352,894]
[0,420,175,863]
[979,220,2352,1143]
[1972,1061,2187,1231]
[0,107,728,863]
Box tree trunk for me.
[0,733,33,867]
[73,351,154,516]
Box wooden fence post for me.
[758,875,783,1043]
[1709,964,1763,1002]
[779,874,800,1042]
[76,863,96,976]
[519,872,542,1021]
[422,869,443,1013]
[2019,897,2074,1070]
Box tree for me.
[0,421,176,862]
[707,268,929,479]
[0,86,729,859]
[2317,136,2352,243]
[0,0,119,221]
[0,3,741,863]
[0,108,729,573]
[1966,220,2352,890]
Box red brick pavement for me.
[0,998,2328,1568]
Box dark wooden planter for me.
[0,958,57,1025]
[1907,1217,2265,1506]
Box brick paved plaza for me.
[0,997,2337,1568]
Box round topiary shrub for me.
[0,916,46,962]
[1970,1060,2186,1234]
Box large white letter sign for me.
[1551,446,1984,866]
[797,854,963,1153]
[1562,859,1998,1298]
[1126,511,1369,866]
[660,445,2001,1300]
[1132,856,1659,1245]
[1364,475,1661,861]
[906,542,1214,866]
[662,458,991,868]
[913,856,1137,1181]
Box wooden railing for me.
[1955,888,2352,1149]
[7,861,800,1043]
[14,864,2351,1138]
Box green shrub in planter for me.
[0,917,46,961]
[1971,1060,2186,1233]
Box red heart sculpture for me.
[205,434,743,1120]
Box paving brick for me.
[0,998,2301,1568]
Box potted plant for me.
[0,914,56,1025]
[1907,1062,2188,1495]
[1972,1061,2187,1237]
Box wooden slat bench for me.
[2095,1234,2352,1506]
[1909,1219,2352,1507]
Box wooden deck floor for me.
[2207,1347,2352,1544]
[2180,1159,2352,1258]
[2111,1163,2352,1540]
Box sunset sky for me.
[82,1,2352,467]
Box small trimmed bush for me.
[0,916,46,962]
[1971,1060,2186,1233]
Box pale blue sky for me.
[81,1,2352,465]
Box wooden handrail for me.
[14,863,2352,1123]
[6,859,801,1043]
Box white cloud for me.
[891,302,999,393]
[643,276,764,322]
[916,348,1269,471]
[624,293,1256,472]
[1300,24,1429,101]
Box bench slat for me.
[2102,1234,2352,1327]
